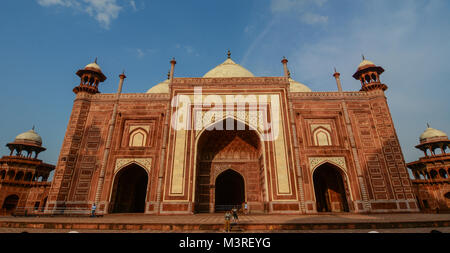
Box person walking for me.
[224,211,231,232]
[91,203,97,217]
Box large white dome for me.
[147,79,170,94]
[203,58,254,78]
[289,78,312,92]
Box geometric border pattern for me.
[114,158,152,174]
[308,157,347,173]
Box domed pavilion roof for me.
[420,125,448,143]
[14,128,43,146]
[84,62,102,72]
[358,59,376,69]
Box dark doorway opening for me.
[110,164,148,213]
[41,197,47,212]
[313,163,349,213]
[2,195,19,214]
[215,169,245,212]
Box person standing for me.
[91,203,97,217]
[232,206,239,222]
[224,211,231,232]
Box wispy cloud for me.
[300,12,328,25]
[176,44,199,56]
[242,19,277,66]
[129,0,137,11]
[270,0,328,25]
[135,48,157,59]
[37,0,124,29]
[245,0,450,162]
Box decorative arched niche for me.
[129,128,148,147]
[310,124,333,146]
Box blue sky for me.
[0,0,449,172]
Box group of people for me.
[224,203,248,232]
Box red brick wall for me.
[49,79,418,214]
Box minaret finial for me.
[94,57,98,64]
[32,125,35,131]
[362,54,365,60]
[227,49,231,59]
[334,67,337,73]
[427,122,430,128]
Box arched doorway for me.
[215,170,245,212]
[2,195,19,214]
[313,163,349,213]
[110,163,148,213]
[194,118,264,213]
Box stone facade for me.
[45,56,419,215]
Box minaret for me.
[333,67,343,92]
[74,58,107,94]
[169,57,177,81]
[95,72,126,207]
[281,56,289,77]
[352,55,387,92]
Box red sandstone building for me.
[407,126,450,212]
[43,52,420,215]
[0,128,55,215]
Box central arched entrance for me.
[215,170,245,212]
[313,163,350,213]
[110,163,148,213]
[194,118,264,213]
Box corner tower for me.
[352,56,387,92]
[1,127,55,215]
[47,59,107,214]
[407,125,450,212]
[73,58,107,94]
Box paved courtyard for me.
[0,213,449,233]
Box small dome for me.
[147,79,170,94]
[289,78,312,92]
[420,127,448,143]
[84,62,102,72]
[15,129,43,146]
[358,59,376,69]
[203,58,254,78]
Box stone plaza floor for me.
[0,213,449,233]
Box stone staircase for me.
[230,222,244,232]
